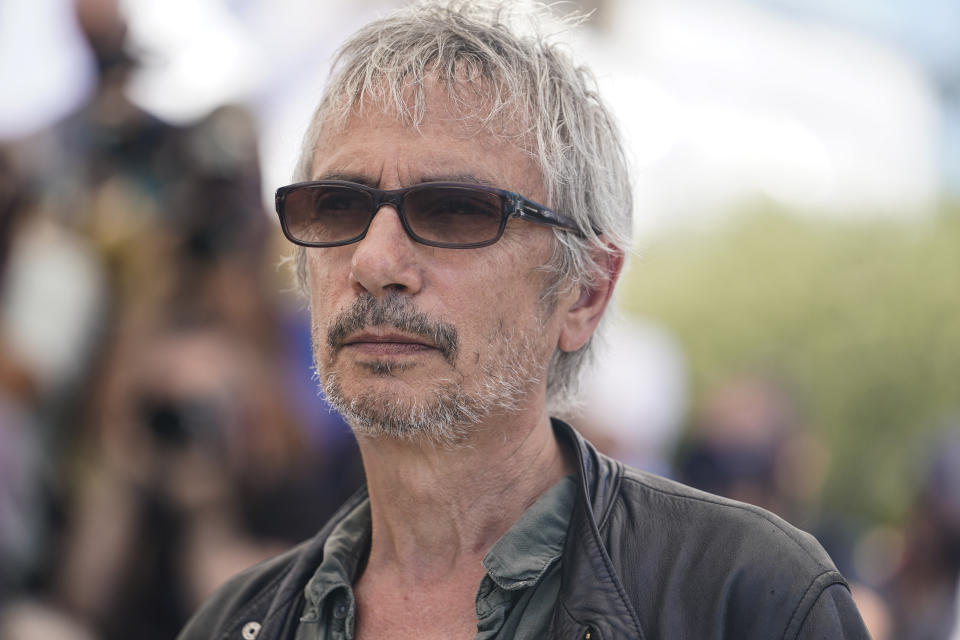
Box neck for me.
[355,408,572,584]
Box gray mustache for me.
[327,294,459,365]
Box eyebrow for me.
[310,172,496,188]
[417,173,495,187]
[312,172,378,186]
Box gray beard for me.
[313,294,545,448]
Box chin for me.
[321,368,529,448]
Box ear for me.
[557,246,624,352]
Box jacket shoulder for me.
[609,468,850,637]
[617,467,837,569]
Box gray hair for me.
[292,0,633,413]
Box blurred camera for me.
[137,394,222,449]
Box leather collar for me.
[552,419,645,640]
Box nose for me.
[349,204,424,297]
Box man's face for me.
[305,85,570,445]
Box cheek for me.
[450,245,552,333]
[306,254,350,348]
[306,249,351,296]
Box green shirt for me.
[294,475,576,640]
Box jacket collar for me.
[552,419,646,640]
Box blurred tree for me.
[622,204,960,523]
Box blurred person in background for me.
[54,314,315,640]
[879,427,960,640]
[675,375,824,526]
[0,0,363,637]
[0,146,49,608]
[179,3,867,638]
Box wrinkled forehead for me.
[317,70,536,157]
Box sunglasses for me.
[275,180,580,249]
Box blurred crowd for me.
[0,2,363,638]
[1,2,959,639]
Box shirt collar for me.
[481,474,576,591]
[300,498,371,630]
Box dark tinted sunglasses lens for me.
[283,185,373,245]
[404,186,504,245]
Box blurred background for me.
[0,0,957,638]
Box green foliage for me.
[620,205,960,523]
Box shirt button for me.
[334,603,348,618]
[241,621,261,639]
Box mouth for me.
[325,294,460,365]
[341,330,440,357]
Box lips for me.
[344,330,432,345]
[342,330,438,356]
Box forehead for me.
[311,79,545,199]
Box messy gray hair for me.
[292,0,633,413]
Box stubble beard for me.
[313,294,547,448]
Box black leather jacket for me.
[178,420,869,639]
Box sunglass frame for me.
[275,180,581,249]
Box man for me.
[179,3,869,638]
